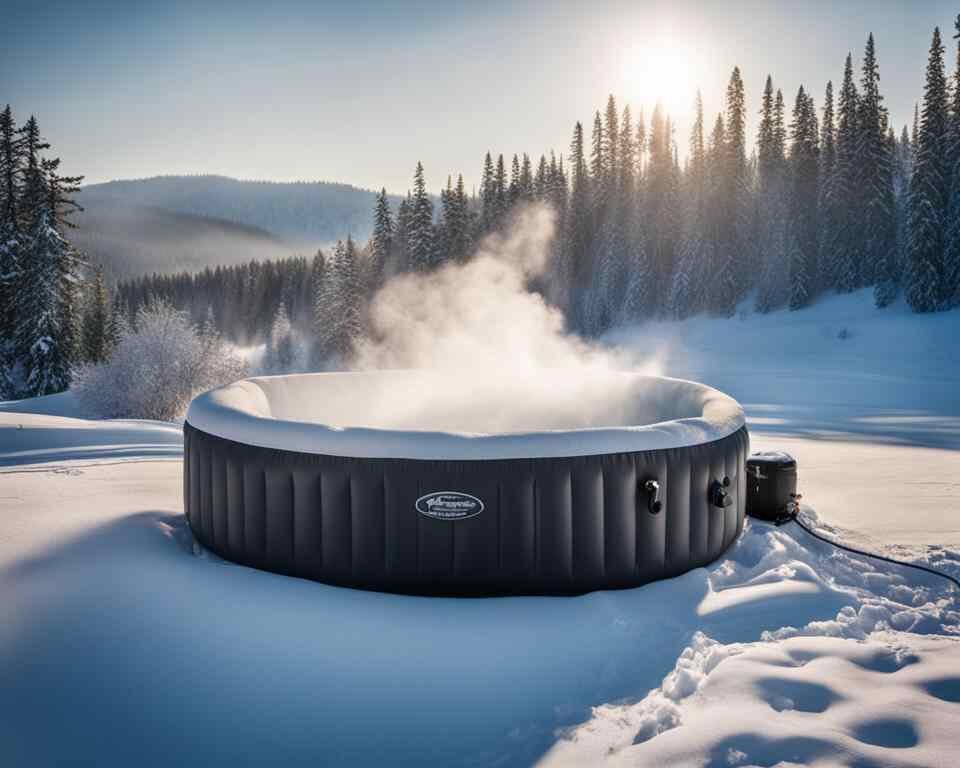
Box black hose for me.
[788,514,960,595]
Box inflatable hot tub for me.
[184,370,748,595]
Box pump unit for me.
[746,451,798,522]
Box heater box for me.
[746,451,797,521]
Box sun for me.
[621,41,698,115]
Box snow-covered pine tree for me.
[534,155,548,200]
[13,117,83,396]
[853,34,897,305]
[508,154,521,206]
[942,14,960,306]
[755,78,790,312]
[43,155,84,369]
[669,92,708,319]
[642,103,680,316]
[560,122,591,327]
[816,81,839,293]
[702,110,735,316]
[0,106,21,361]
[267,301,296,372]
[479,152,495,234]
[519,154,534,201]
[369,188,393,293]
[834,54,861,292]
[16,204,71,396]
[81,265,112,363]
[636,108,647,179]
[407,162,434,272]
[788,86,820,310]
[443,174,470,263]
[586,96,623,333]
[314,238,362,363]
[905,27,950,312]
[394,194,411,273]
[433,177,453,267]
[493,154,507,228]
[725,67,754,294]
[338,236,363,353]
[309,249,328,366]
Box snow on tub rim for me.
[184,369,745,461]
[183,370,748,595]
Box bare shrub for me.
[74,298,246,421]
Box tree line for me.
[5,18,960,399]
[125,18,960,359]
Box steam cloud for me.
[346,203,665,434]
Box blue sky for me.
[3,0,957,194]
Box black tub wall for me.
[184,423,749,596]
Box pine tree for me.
[669,92,708,318]
[479,151,496,233]
[369,188,393,292]
[519,154,534,200]
[906,27,950,311]
[534,155,548,199]
[854,34,897,303]
[561,122,591,326]
[834,54,861,291]
[493,154,507,226]
[267,300,295,372]
[81,265,112,363]
[816,81,838,291]
[788,86,820,309]
[755,78,791,311]
[315,238,362,361]
[394,194,411,272]
[16,205,71,395]
[509,154,521,206]
[12,116,83,396]
[408,162,434,271]
[943,14,960,306]
[644,103,679,316]
[726,67,755,293]
[0,105,21,364]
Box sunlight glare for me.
[622,41,696,115]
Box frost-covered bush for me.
[74,299,246,421]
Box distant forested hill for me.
[70,203,295,281]
[78,175,399,247]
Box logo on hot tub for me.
[415,491,485,521]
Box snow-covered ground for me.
[1,289,958,767]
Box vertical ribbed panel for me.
[499,473,535,580]
[384,469,418,580]
[722,433,741,549]
[665,448,691,574]
[688,443,710,564]
[320,469,351,580]
[602,458,635,584]
[707,447,726,560]
[572,463,604,582]
[451,476,499,581]
[187,430,201,534]
[635,455,666,582]
[536,469,572,582]
[242,464,266,566]
[183,429,191,529]
[211,451,227,550]
[351,470,385,583]
[264,467,294,573]
[417,482,453,583]
[198,438,212,544]
[292,468,322,577]
[182,423,748,596]
[225,458,245,559]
